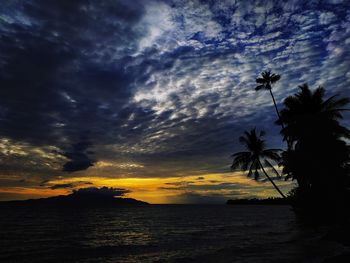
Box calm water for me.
[0,205,349,262]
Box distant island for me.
[226,197,289,205]
[0,187,148,207]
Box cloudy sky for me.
[0,0,349,203]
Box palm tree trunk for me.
[258,159,286,198]
[269,89,283,129]
[269,89,292,149]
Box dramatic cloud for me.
[0,0,349,202]
[62,141,94,172]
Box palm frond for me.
[262,149,281,162]
[313,86,325,101]
[262,71,271,78]
[256,78,265,84]
[231,151,250,157]
[323,96,349,111]
[247,160,255,178]
[239,136,250,147]
[231,152,251,170]
[255,84,265,91]
[270,74,280,83]
[264,159,281,177]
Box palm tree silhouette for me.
[278,84,349,201]
[255,71,282,125]
[278,84,349,142]
[231,128,286,198]
[256,71,292,153]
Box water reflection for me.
[0,205,348,262]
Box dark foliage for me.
[278,84,350,216]
[226,197,289,205]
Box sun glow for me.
[0,172,293,203]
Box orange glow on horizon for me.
[0,172,294,203]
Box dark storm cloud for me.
[0,0,147,171]
[62,140,94,172]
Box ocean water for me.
[0,205,349,263]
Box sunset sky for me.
[0,0,349,203]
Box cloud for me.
[50,183,74,190]
[46,181,93,190]
[62,141,94,172]
[72,186,130,197]
[0,0,147,172]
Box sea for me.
[0,205,349,263]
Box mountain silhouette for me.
[0,188,148,207]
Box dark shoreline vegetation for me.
[226,197,289,205]
[230,71,350,223]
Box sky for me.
[0,0,349,204]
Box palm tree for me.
[255,71,282,125]
[256,70,292,156]
[278,84,349,143]
[277,84,350,201]
[231,128,286,198]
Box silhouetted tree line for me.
[231,71,349,218]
